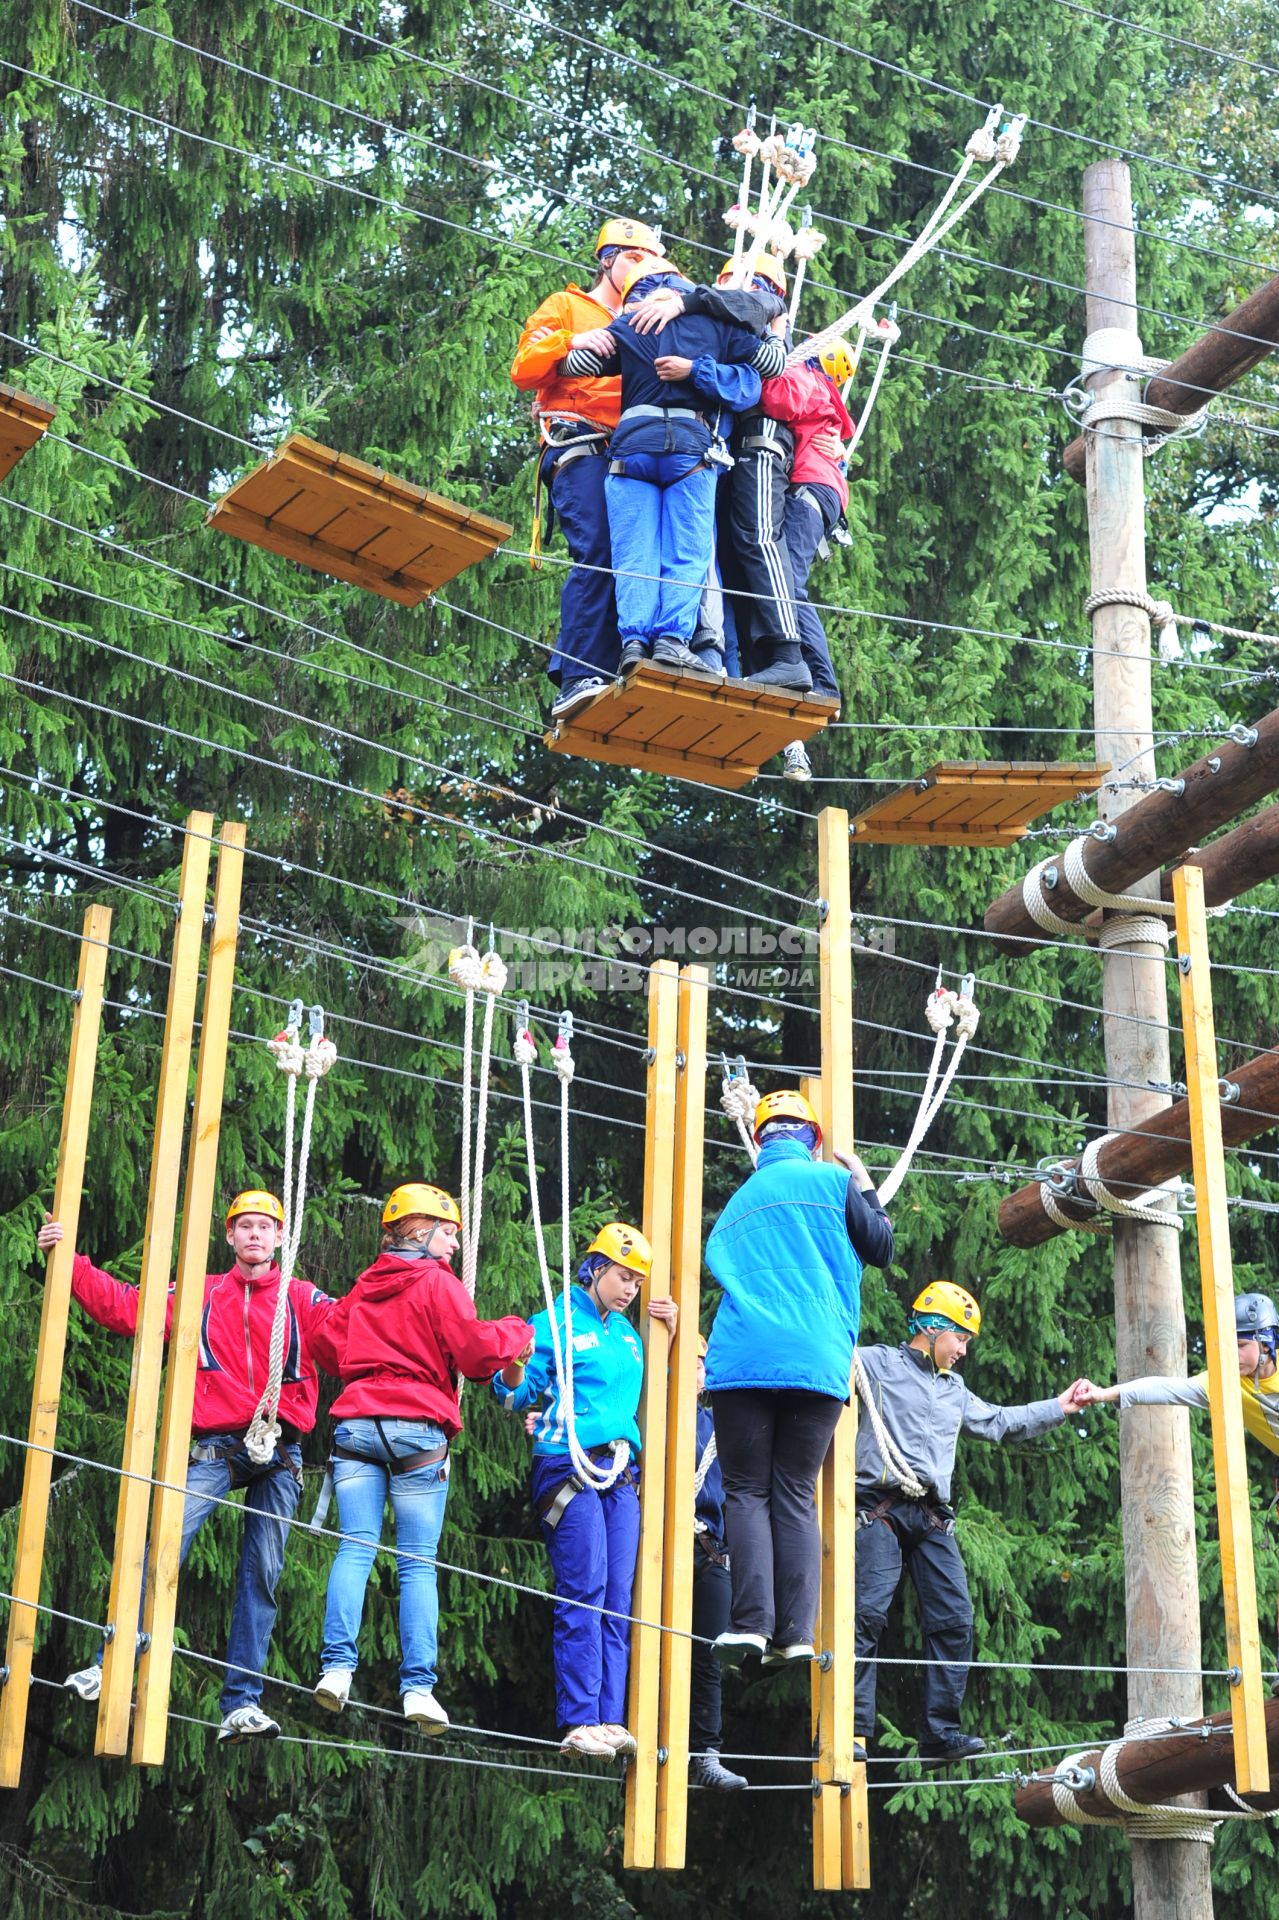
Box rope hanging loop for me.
[552,1009,575,1086]
[877,974,979,1208]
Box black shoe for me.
[651,636,704,671]
[689,1750,748,1790]
[853,1739,868,1764]
[746,660,813,693]
[917,1732,986,1765]
[550,675,608,718]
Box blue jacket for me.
[694,1403,725,1542]
[493,1286,646,1456]
[705,1137,876,1398]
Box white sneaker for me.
[403,1688,449,1734]
[559,1724,617,1758]
[217,1704,280,1744]
[782,740,813,782]
[712,1631,769,1668]
[761,1641,817,1668]
[314,1669,353,1713]
[64,1666,102,1702]
[599,1722,638,1757]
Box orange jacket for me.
[511,284,622,431]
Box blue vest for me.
[704,1137,862,1399]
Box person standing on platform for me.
[689,1335,747,1789]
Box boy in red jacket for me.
[309,1182,533,1733]
[38,1188,334,1744]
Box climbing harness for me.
[876,978,979,1208]
[514,1005,631,1492]
[246,1002,336,1467]
[448,926,508,1301]
[529,413,612,569]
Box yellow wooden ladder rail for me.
[0,905,113,1789]
[1173,863,1269,1792]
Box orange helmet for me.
[225,1190,285,1229]
[595,217,663,259]
[383,1183,462,1228]
[752,1089,822,1147]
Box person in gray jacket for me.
[854,1281,1090,1764]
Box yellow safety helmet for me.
[225,1189,285,1229]
[911,1281,981,1337]
[619,255,676,303]
[752,1089,822,1148]
[595,217,664,259]
[585,1221,653,1277]
[819,342,856,385]
[383,1182,462,1228]
[718,254,787,296]
[697,1333,709,1358]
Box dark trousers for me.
[690,1542,731,1751]
[783,482,841,699]
[726,441,801,666]
[854,1496,974,1741]
[544,442,620,685]
[530,1453,640,1731]
[711,1388,845,1645]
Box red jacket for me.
[758,364,856,508]
[310,1252,534,1439]
[70,1254,334,1437]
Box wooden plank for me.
[813,1784,843,1890]
[624,960,680,1870]
[655,965,708,1868]
[0,905,112,1789]
[0,384,56,484]
[852,762,1108,844]
[206,500,428,606]
[287,433,511,534]
[1173,863,1269,1794]
[842,1767,871,1889]
[132,824,246,1766]
[96,815,213,1756]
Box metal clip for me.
[286,996,304,1035]
[515,999,530,1032]
[959,971,976,1000]
[308,1004,325,1042]
[557,1009,574,1046]
[1228,723,1259,747]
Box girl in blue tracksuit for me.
[704,1093,894,1669]
[495,1222,677,1759]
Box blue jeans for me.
[784,482,841,699]
[544,441,620,685]
[320,1417,451,1695]
[531,1452,641,1731]
[605,453,718,647]
[93,1433,302,1714]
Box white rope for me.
[449,938,481,1295]
[693,1430,718,1499]
[1039,1181,1112,1234]
[846,316,900,456]
[447,940,508,1302]
[1078,1133,1185,1232]
[876,982,979,1208]
[515,1017,629,1493]
[246,1011,336,1465]
[1050,1716,1274,1842]
[1069,329,1210,452]
[852,1351,927,1498]
[1061,838,1179,919]
[1097,914,1172,952]
[720,1058,761,1163]
[1021,858,1082,937]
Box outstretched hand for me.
[1058,1378,1097,1415]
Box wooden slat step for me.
[850,761,1109,845]
[0,383,55,484]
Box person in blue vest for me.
[705,1090,894,1668]
[494,1222,678,1759]
[690,1335,748,1789]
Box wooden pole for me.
[132,822,246,1766]
[0,905,112,1790]
[810,808,867,1893]
[984,707,1279,952]
[1080,160,1210,1918]
[654,964,708,1868]
[997,1044,1279,1245]
[624,958,680,1870]
[1173,863,1268,1794]
[1064,270,1279,481]
[1017,1698,1279,1827]
[96,814,213,1757]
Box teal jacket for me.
[493,1286,645,1456]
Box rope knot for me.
[478,951,508,995]
[925,988,956,1035]
[302,1035,338,1079]
[448,943,486,993]
[723,203,751,232]
[732,128,761,157]
[513,1028,538,1068]
[552,1036,575,1086]
[965,127,997,163]
[268,1029,305,1076]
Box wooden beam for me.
[1173,863,1268,1794]
[1077,802,1279,933]
[997,1042,1279,1245]
[984,707,1279,953]
[1017,1698,1279,1826]
[132,823,246,1766]
[624,959,680,1871]
[96,814,213,1756]
[0,905,112,1789]
[654,965,708,1868]
[1064,271,1279,482]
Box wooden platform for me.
[850,761,1109,846]
[0,383,55,484]
[206,433,512,604]
[546,662,840,788]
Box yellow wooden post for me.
[0,905,112,1789]
[655,964,708,1868]
[1173,863,1269,1793]
[624,958,680,1870]
[810,807,868,1891]
[133,823,246,1765]
[96,813,213,1757]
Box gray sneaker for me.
[690,1750,748,1790]
[217,1704,281,1744]
[782,741,813,782]
[64,1666,102,1702]
[651,637,704,671]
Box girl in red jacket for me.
[310,1182,533,1733]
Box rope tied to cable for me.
[720,1055,761,1164]
[1038,1134,1187,1237]
[1021,833,1178,950]
[448,930,508,1303]
[1050,1717,1276,1842]
[1065,328,1211,454]
[876,978,979,1208]
[246,1002,336,1465]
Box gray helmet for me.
[1235,1293,1279,1337]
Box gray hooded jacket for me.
[856,1343,1065,1505]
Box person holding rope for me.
[689,1335,747,1790]
[853,1282,1091,1764]
[704,1090,893,1670]
[38,1190,335,1744]
[309,1183,534,1733]
[495,1221,677,1759]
